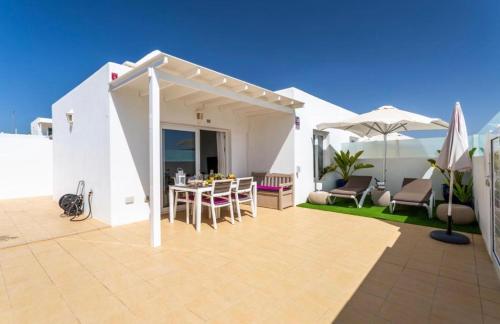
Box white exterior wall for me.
[30,118,52,136]
[0,134,52,199]
[276,88,358,204]
[473,138,500,278]
[52,64,112,223]
[247,113,295,175]
[473,155,492,251]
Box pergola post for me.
[148,68,161,247]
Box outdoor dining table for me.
[168,181,257,231]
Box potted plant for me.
[427,148,476,224]
[322,150,374,187]
[427,148,476,207]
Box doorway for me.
[161,125,228,208]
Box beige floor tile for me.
[0,198,499,323]
[334,304,389,324]
[481,286,500,304]
[482,299,500,321]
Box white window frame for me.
[313,130,328,181]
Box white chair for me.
[232,177,255,222]
[201,179,234,229]
[173,190,194,224]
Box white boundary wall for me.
[342,137,447,200]
[0,134,52,199]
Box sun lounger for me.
[329,176,373,208]
[389,178,435,218]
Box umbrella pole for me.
[447,172,454,235]
[430,170,469,244]
[383,133,387,185]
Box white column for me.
[148,68,161,247]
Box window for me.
[313,132,326,180]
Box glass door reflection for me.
[162,129,197,208]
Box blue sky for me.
[0,0,499,134]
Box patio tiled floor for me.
[0,197,107,249]
[0,198,499,323]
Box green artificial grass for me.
[298,198,481,234]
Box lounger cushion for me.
[257,185,291,192]
[330,176,373,196]
[393,179,432,203]
[330,188,362,196]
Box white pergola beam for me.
[148,68,161,247]
[233,84,248,93]
[185,93,218,106]
[163,88,198,102]
[211,77,227,87]
[139,68,201,96]
[203,97,234,108]
[184,68,201,80]
[110,56,168,92]
[244,110,281,117]
[155,69,293,114]
[253,91,267,99]
[220,102,255,111]
[163,88,199,102]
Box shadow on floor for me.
[331,221,499,323]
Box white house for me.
[52,50,355,246]
[30,117,53,137]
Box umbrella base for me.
[430,230,470,245]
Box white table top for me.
[170,181,256,193]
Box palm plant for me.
[322,150,374,181]
[427,148,476,205]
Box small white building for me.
[52,50,355,245]
[30,117,53,137]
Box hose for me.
[70,190,93,222]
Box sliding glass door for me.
[161,125,229,209]
[162,127,198,208]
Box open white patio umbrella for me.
[317,105,448,184]
[430,102,472,244]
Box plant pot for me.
[336,179,346,188]
[436,203,475,225]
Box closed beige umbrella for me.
[431,102,472,244]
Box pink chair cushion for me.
[257,185,290,192]
[202,196,229,205]
[231,193,250,200]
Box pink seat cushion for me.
[201,196,229,205]
[231,193,250,200]
[257,185,290,192]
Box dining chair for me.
[201,179,234,229]
[232,177,255,222]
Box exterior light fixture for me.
[295,116,301,130]
[66,110,74,127]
